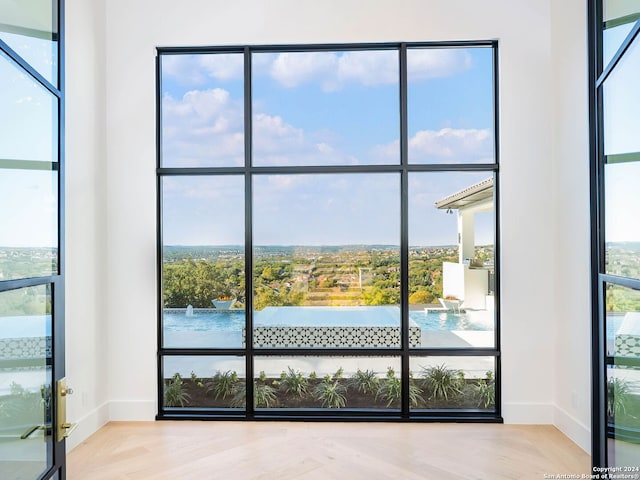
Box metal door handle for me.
[57,378,76,441]
[20,424,52,439]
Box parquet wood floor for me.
[67,421,590,479]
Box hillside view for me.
[162,244,495,309]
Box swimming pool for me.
[163,307,491,332]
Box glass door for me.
[592,0,640,470]
[0,1,66,478]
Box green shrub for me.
[422,364,464,401]
[607,377,630,419]
[164,373,191,407]
[348,369,379,395]
[314,379,347,408]
[472,372,495,409]
[232,382,278,408]
[279,367,308,397]
[207,370,239,400]
[376,367,401,407]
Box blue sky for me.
[160,47,497,247]
[0,48,58,249]
[1,46,500,248]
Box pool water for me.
[410,310,489,331]
[163,309,490,332]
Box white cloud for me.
[407,49,472,81]
[162,85,362,167]
[269,52,339,89]
[373,128,492,164]
[161,88,244,166]
[161,48,473,91]
[266,49,471,91]
[337,51,398,86]
[162,54,244,85]
[410,128,491,159]
[252,113,360,166]
[198,54,244,81]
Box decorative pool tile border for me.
[0,337,51,360]
[615,335,640,357]
[250,326,421,348]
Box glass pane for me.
[409,172,495,348]
[161,176,245,348]
[603,0,640,68]
[252,173,400,348]
[0,50,58,164]
[603,22,636,67]
[604,162,640,279]
[409,356,496,411]
[606,365,640,468]
[606,283,640,357]
[160,53,244,167]
[0,168,58,281]
[162,356,245,409]
[603,33,640,158]
[254,356,401,409]
[604,0,640,23]
[407,47,494,164]
[0,0,58,85]
[252,50,400,166]
[0,286,53,479]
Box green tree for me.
[253,286,305,311]
[409,290,434,304]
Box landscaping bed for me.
[164,365,495,411]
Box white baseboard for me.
[108,400,156,421]
[553,404,591,454]
[66,401,110,452]
[502,402,555,424]
[66,400,155,452]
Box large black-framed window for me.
[590,1,640,469]
[0,0,66,478]
[157,42,501,421]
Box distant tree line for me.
[163,248,467,310]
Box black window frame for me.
[590,1,640,469]
[0,0,66,477]
[156,41,501,422]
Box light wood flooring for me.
[67,421,590,479]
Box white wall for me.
[550,0,592,454]
[63,0,592,453]
[65,0,109,450]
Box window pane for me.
[409,356,496,411]
[604,0,640,24]
[606,283,640,357]
[160,53,244,167]
[407,47,494,164]
[252,173,400,348]
[606,365,640,467]
[606,282,640,464]
[162,356,245,409]
[605,162,640,279]
[0,50,58,164]
[161,176,245,348]
[603,22,636,67]
[253,356,401,409]
[0,168,58,281]
[0,0,58,86]
[0,286,53,479]
[603,33,640,159]
[252,50,400,166]
[409,172,495,348]
[603,1,640,67]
